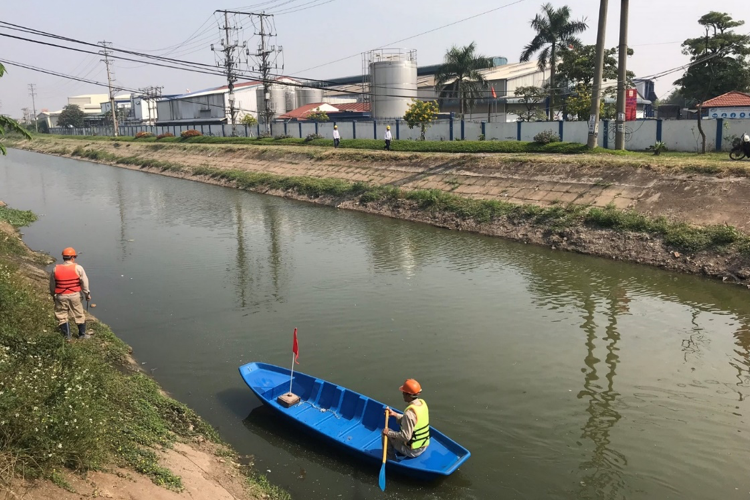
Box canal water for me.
[2,149,750,499]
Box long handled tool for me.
[379,407,388,491]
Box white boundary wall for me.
[51,118,743,152]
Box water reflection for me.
[576,287,627,499]
[234,200,249,308]
[732,323,750,399]
[261,198,285,301]
[681,309,708,362]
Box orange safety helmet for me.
[399,379,422,395]
[62,247,77,257]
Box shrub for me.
[180,129,202,139]
[648,141,668,156]
[533,130,560,144]
[134,131,154,139]
[156,133,174,140]
[274,134,293,140]
[305,133,323,142]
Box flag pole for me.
[289,351,295,394]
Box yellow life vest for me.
[405,400,430,450]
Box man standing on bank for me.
[383,378,430,458]
[384,125,392,151]
[333,125,341,148]
[49,247,92,341]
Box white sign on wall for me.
[710,107,750,119]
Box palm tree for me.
[434,42,494,119]
[520,3,588,119]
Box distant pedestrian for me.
[384,125,392,151]
[49,247,92,342]
[333,125,340,148]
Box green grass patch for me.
[0,206,37,228]
[48,134,598,154]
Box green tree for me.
[57,104,85,128]
[434,42,494,119]
[306,108,329,122]
[240,114,258,126]
[557,45,634,89]
[0,64,31,154]
[674,11,750,153]
[514,86,547,121]
[403,99,439,140]
[520,3,588,120]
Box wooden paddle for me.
[379,407,388,491]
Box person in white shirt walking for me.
[333,125,340,148]
[384,125,392,151]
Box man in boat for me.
[49,247,92,342]
[383,378,430,458]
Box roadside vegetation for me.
[63,145,750,255]
[48,134,595,154]
[0,205,289,499]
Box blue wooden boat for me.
[238,362,471,480]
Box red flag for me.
[292,328,299,364]
[491,86,497,99]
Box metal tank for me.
[296,87,324,107]
[285,87,298,113]
[255,84,288,122]
[368,49,418,121]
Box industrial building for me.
[314,54,549,123]
[36,93,116,128]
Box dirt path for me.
[7,442,258,500]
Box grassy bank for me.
[0,205,289,498]
[24,134,740,174]
[47,133,612,154]
[65,145,750,255]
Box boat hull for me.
[238,362,470,480]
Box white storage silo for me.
[296,87,324,107]
[285,87,298,113]
[255,85,288,122]
[369,49,418,121]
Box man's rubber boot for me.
[77,323,92,340]
[59,323,71,342]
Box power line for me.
[0,58,260,117]
[274,0,336,15]
[289,0,526,75]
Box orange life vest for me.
[54,264,81,295]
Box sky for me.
[1,0,749,118]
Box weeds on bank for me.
[0,208,222,491]
[57,134,593,154]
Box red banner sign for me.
[626,88,638,121]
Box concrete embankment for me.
[10,137,750,287]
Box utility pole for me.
[615,0,629,150]
[587,0,609,149]
[214,10,280,134]
[213,10,252,136]
[139,86,163,126]
[99,41,119,136]
[28,84,38,132]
